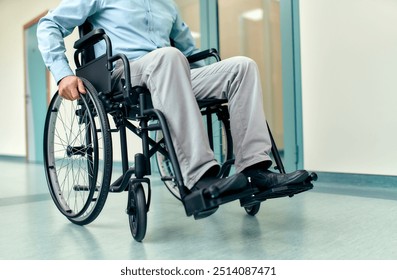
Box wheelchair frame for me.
[43,25,316,242]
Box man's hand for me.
[58,76,86,100]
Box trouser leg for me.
[191,56,272,173]
[112,47,219,189]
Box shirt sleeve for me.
[170,7,200,56]
[37,0,102,83]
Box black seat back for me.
[75,21,112,94]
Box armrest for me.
[74,28,106,50]
[187,48,221,63]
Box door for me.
[24,19,48,163]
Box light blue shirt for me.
[37,0,200,83]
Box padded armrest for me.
[74,28,106,50]
[187,48,221,63]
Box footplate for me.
[240,172,317,208]
[184,187,253,220]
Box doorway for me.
[24,13,49,163]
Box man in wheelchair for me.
[38,1,313,215]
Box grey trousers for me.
[112,47,272,189]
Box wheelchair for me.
[43,24,317,242]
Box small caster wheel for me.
[244,203,260,216]
[127,183,147,242]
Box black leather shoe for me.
[191,173,248,198]
[243,169,309,191]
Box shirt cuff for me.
[48,59,75,84]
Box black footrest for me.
[193,207,219,220]
[240,182,313,208]
[184,187,252,219]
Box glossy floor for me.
[1,158,396,260]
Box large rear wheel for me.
[43,79,112,225]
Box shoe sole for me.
[241,181,314,207]
[250,170,310,193]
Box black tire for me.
[43,79,112,225]
[155,110,233,200]
[244,203,261,216]
[128,183,147,242]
